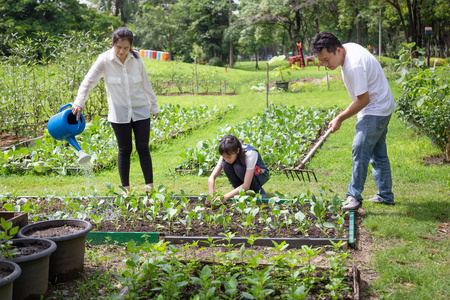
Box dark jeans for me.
[222,161,266,196]
[111,118,153,187]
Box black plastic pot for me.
[18,219,92,283]
[0,261,22,300]
[275,81,289,91]
[8,238,57,300]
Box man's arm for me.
[328,91,370,132]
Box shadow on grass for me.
[364,200,450,223]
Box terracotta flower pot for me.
[0,261,22,300]
[18,219,92,283]
[8,238,57,300]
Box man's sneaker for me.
[343,196,362,211]
[366,196,395,205]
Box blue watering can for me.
[47,103,91,164]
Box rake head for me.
[283,168,318,182]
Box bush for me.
[208,57,224,67]
[396,63,450,161]
[428,57,446,66]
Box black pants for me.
[221,161,266,195]
[111,118,153,187]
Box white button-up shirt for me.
[74,48,159,123]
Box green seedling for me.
[242,266,275,300]
[0,218,19,259]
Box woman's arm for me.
[223,169,254,200]
[72,55,104,120]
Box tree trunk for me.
[386,0,411,43]
[347,28,353,43]
[228,0,234,69]
[357,20,362,44]
[313,5,320,34]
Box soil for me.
[31,204,379,299]
[96,200,350,239]
[423,153,449,165]
[7,243,49,259]
[43,242,356,299]
[0,132,36,149]
[347,209,379,299]
[0,268,13,279]
[26,225,83,238]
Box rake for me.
[284,128,332,182]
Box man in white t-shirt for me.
[312,32,396,211]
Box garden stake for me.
[284,128,332,182]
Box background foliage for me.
[1,0,449,66]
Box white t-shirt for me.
[341,43,396,118]
[217,147,258,170]
[74,48,159,123]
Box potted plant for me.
[0,261,21,300]
[18,219,92,283]
[268,55,300,91]
[2,218,57,300]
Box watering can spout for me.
[66,137,92,165]
[78,150,92,165]
[66,136,82,152]
[47,103,91,165]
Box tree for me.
[238,25,275,69]
[131,0,188,58]
[384,0,449,57]
[85,0,139,25]
[239,0,329,57]
[0,0,121,55]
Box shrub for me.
[208,57,224,67]
[428,57,446,66]
[395,44,450,160]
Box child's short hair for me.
[218,135,245,164]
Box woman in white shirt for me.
[72,27,159,195]
[208,135,270,200]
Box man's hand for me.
[328,117,342,132]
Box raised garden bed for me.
[3,192,357,249]
[2,192,361,299]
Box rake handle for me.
[296,128,332,169]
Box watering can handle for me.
[59,103,73,113]
[59,103,82,131]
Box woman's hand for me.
[152,113,158,120]
[72,104,83,121]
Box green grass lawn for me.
[1,59,449,299]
